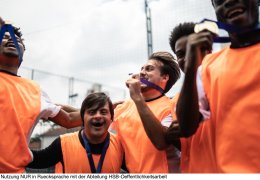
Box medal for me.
[194,20,219,35]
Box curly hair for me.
[148,51,180,93]
[169,22,195,53]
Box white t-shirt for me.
[197,66,210,120]
[27,90,61,143]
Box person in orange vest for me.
[110,51,181,173]
[0,17,82,173]
[167,22,215,173]
[176,0,260,173]
[27,92,123,173]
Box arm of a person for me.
[166,120,181,151]
[176,31,213,137]
[126,78,169,150]
[49,109,82,129]
[27,137,63,169]
[56,104,79,112]
[52,100,123,129]
[40,91,82,128]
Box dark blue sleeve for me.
[27,137,63,169]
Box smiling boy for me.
[27,92,123,173]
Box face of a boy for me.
[83,102,112,143]
[0,32,25,58]
[212,0,259,28]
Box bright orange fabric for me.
[55,162,63,173]
[180,121,217,173]
[60,131,123,173]
[201,44,260,173]
[113,96,176,173]
[0,72,41,173]
[171,94,217,173]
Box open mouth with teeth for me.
[5,42,16,48]
[227,8,245,19]
[91,121,105,127]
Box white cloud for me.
[1,0,215,104]
[2,0,218,137]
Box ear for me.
[161,74,169,82]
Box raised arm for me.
[126,78,169,150]
[176,31,213,137]
[50,109,82,128]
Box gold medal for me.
[194,20,219,35]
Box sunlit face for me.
[83,102,112,143]
[0,32,25,58]
[175,36,188,72]
[212,0,259,28]
[139,59,167,92]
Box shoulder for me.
[60,131,79,141]
[202,47,229,68]
[170,93,180,105]
[109,133,123,152]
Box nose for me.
[93,112,102,119]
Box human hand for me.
[126,77,143,102]
[184,31,215,73]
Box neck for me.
[0,65,18,75]
[82,130,107,144]
[229,29,260,48]
[142,89,163,101]
[0,55,19,75]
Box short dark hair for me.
[80,92,114,123]
[148,51,180,93]
[169,22,195,53]
[13,26,25,50]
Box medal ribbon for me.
[197,19,260,43]
[0,23,23,66]
[82,132,110,173]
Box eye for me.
[145,65,154,72]
[100,110,108,115]
[176,51,185,60]
[3,34,10,39]
[87,110,96,116]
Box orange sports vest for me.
[55,162,63,173]
[113,96,176,173]
[60,131,123,173]
[180,121,217,173]
[201,43,260,173]
[0,72,41,173]
[171,94,217,173]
